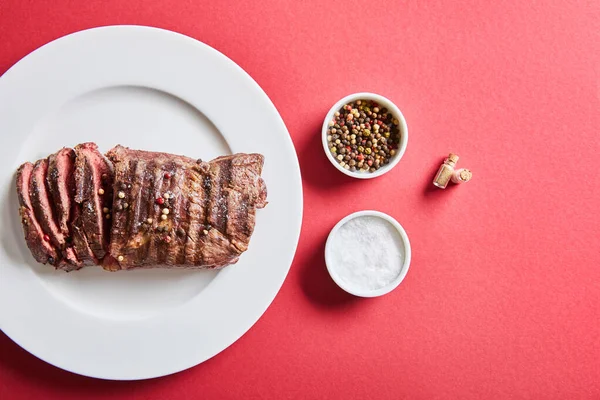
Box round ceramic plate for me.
[0,26,302,380]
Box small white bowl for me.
[325,210,411,297]
[321,92,408,179]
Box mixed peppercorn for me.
[327,99,401,172]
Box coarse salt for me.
[329,215,405,292]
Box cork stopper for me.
[451,168,473,184]
[446,153,459,165]
[458,169,472,182]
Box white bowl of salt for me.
[325,210,411,297]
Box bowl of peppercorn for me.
[322,92,408,178]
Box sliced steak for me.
[46,147,76,237]
[74,142,113,260]
[16,162,61,267]
[208,153,266,266]
[105,145,267,270]
[70,206,98,267]
[29,158,80,269]
[17,143,266,272]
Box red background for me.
[1,1,599,399]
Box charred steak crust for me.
[17,143,267,271]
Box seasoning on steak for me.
[16,162,61,267]
[105,145,267,270]
[73,142,113,261]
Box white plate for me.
[0,26,302,380]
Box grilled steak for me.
[105,145,267,270]
[73,143,113,261]
[15,143,267,272]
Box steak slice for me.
[70,206,98,266]
[213,153,266,248]
[104,145,267,270]
[206,153,266,266]
[46,147,75,238]
[30,158,80,269]
[73,142,113,260]
[16,162,61,266]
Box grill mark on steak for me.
[122,158,138,236]
[155,170,169,265]
[226,190,254,252]
[131,159,147,250]
[125,159,148,267]
[205,161,220,240]
[197,165,215,265]
[16,162,61,267]
[140,163,158,267]
[134,160,156,267]
[198,168,212,264]
[210,159,232,234]
[163,161,183,266]
[71,206,98,266]
[152,160,172,265]
[184,166,207,265]
[170,163,188,265]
